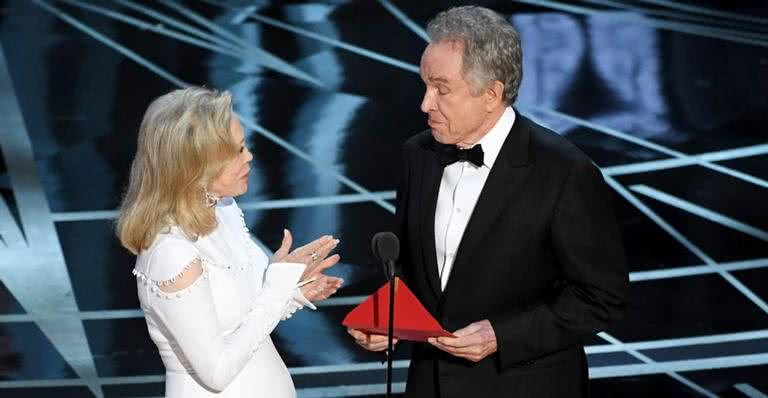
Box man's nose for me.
[420,89,434,113]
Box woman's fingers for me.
[317,238,340,259]
[322,275,343,298]
[293,235,333,258]
[299,237,340,278]
[277,234,342,277]
[325,276,344,288]
[319,254,341,271]
[306,238,340,270]
[317,284,338,301]
[272,229,292,261]
[301,274,344,302]
[306,254,340,279]
[281,237,328,264]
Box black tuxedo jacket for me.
[395,114,629,397]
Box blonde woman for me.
[117,87,343,397]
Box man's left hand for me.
[428,319,497,362]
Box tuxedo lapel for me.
[441,115,534,298]
[419,143,444,299]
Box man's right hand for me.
[347,328,399,351]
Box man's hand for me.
[428,319,497,362]
[347,328,399,352]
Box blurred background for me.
[0,0,766,396]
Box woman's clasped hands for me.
[272,229,344,302]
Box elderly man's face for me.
[419,41,490,145]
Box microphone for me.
[371,232,399,280]
[371,231,400,398]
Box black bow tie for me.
[437,144,485,168]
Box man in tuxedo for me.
[348,6,628,397]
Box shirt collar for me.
[475,106,515,169]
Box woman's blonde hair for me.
[117,87,239,254]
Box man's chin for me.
[430,128,449,144]
[430,127,454,145]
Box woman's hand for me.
[300,274,344,302]
[272,229,341,281]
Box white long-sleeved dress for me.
[132,197,312,397]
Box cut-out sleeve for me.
[134,238,305,392]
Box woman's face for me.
[209,115,252,198]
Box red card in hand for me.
[342,277,454,342]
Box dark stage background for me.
[0,0,767,396]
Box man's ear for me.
[484,80,505,111]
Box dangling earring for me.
[204,189,220,208]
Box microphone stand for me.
[385,260,396,398]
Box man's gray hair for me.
[427,6,523,105]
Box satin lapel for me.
[441,116,534,298]
[419,146,444,299]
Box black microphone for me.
[371,232,399,280]
[371,231,400,398]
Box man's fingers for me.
[430,338,460,354]
[347,329,398,351]
[429,321,496,361]
[452,322,483,337]
[365,334,389,344]
[347,329,386,342]
[436,333,483,348]
[364,340,387,351]
[361,337,399,351]
[348,329,371,345]
[430,339,484,356]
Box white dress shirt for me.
[435,107,516,290]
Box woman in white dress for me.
[116,87,343,397]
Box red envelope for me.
[342,277,454,342]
